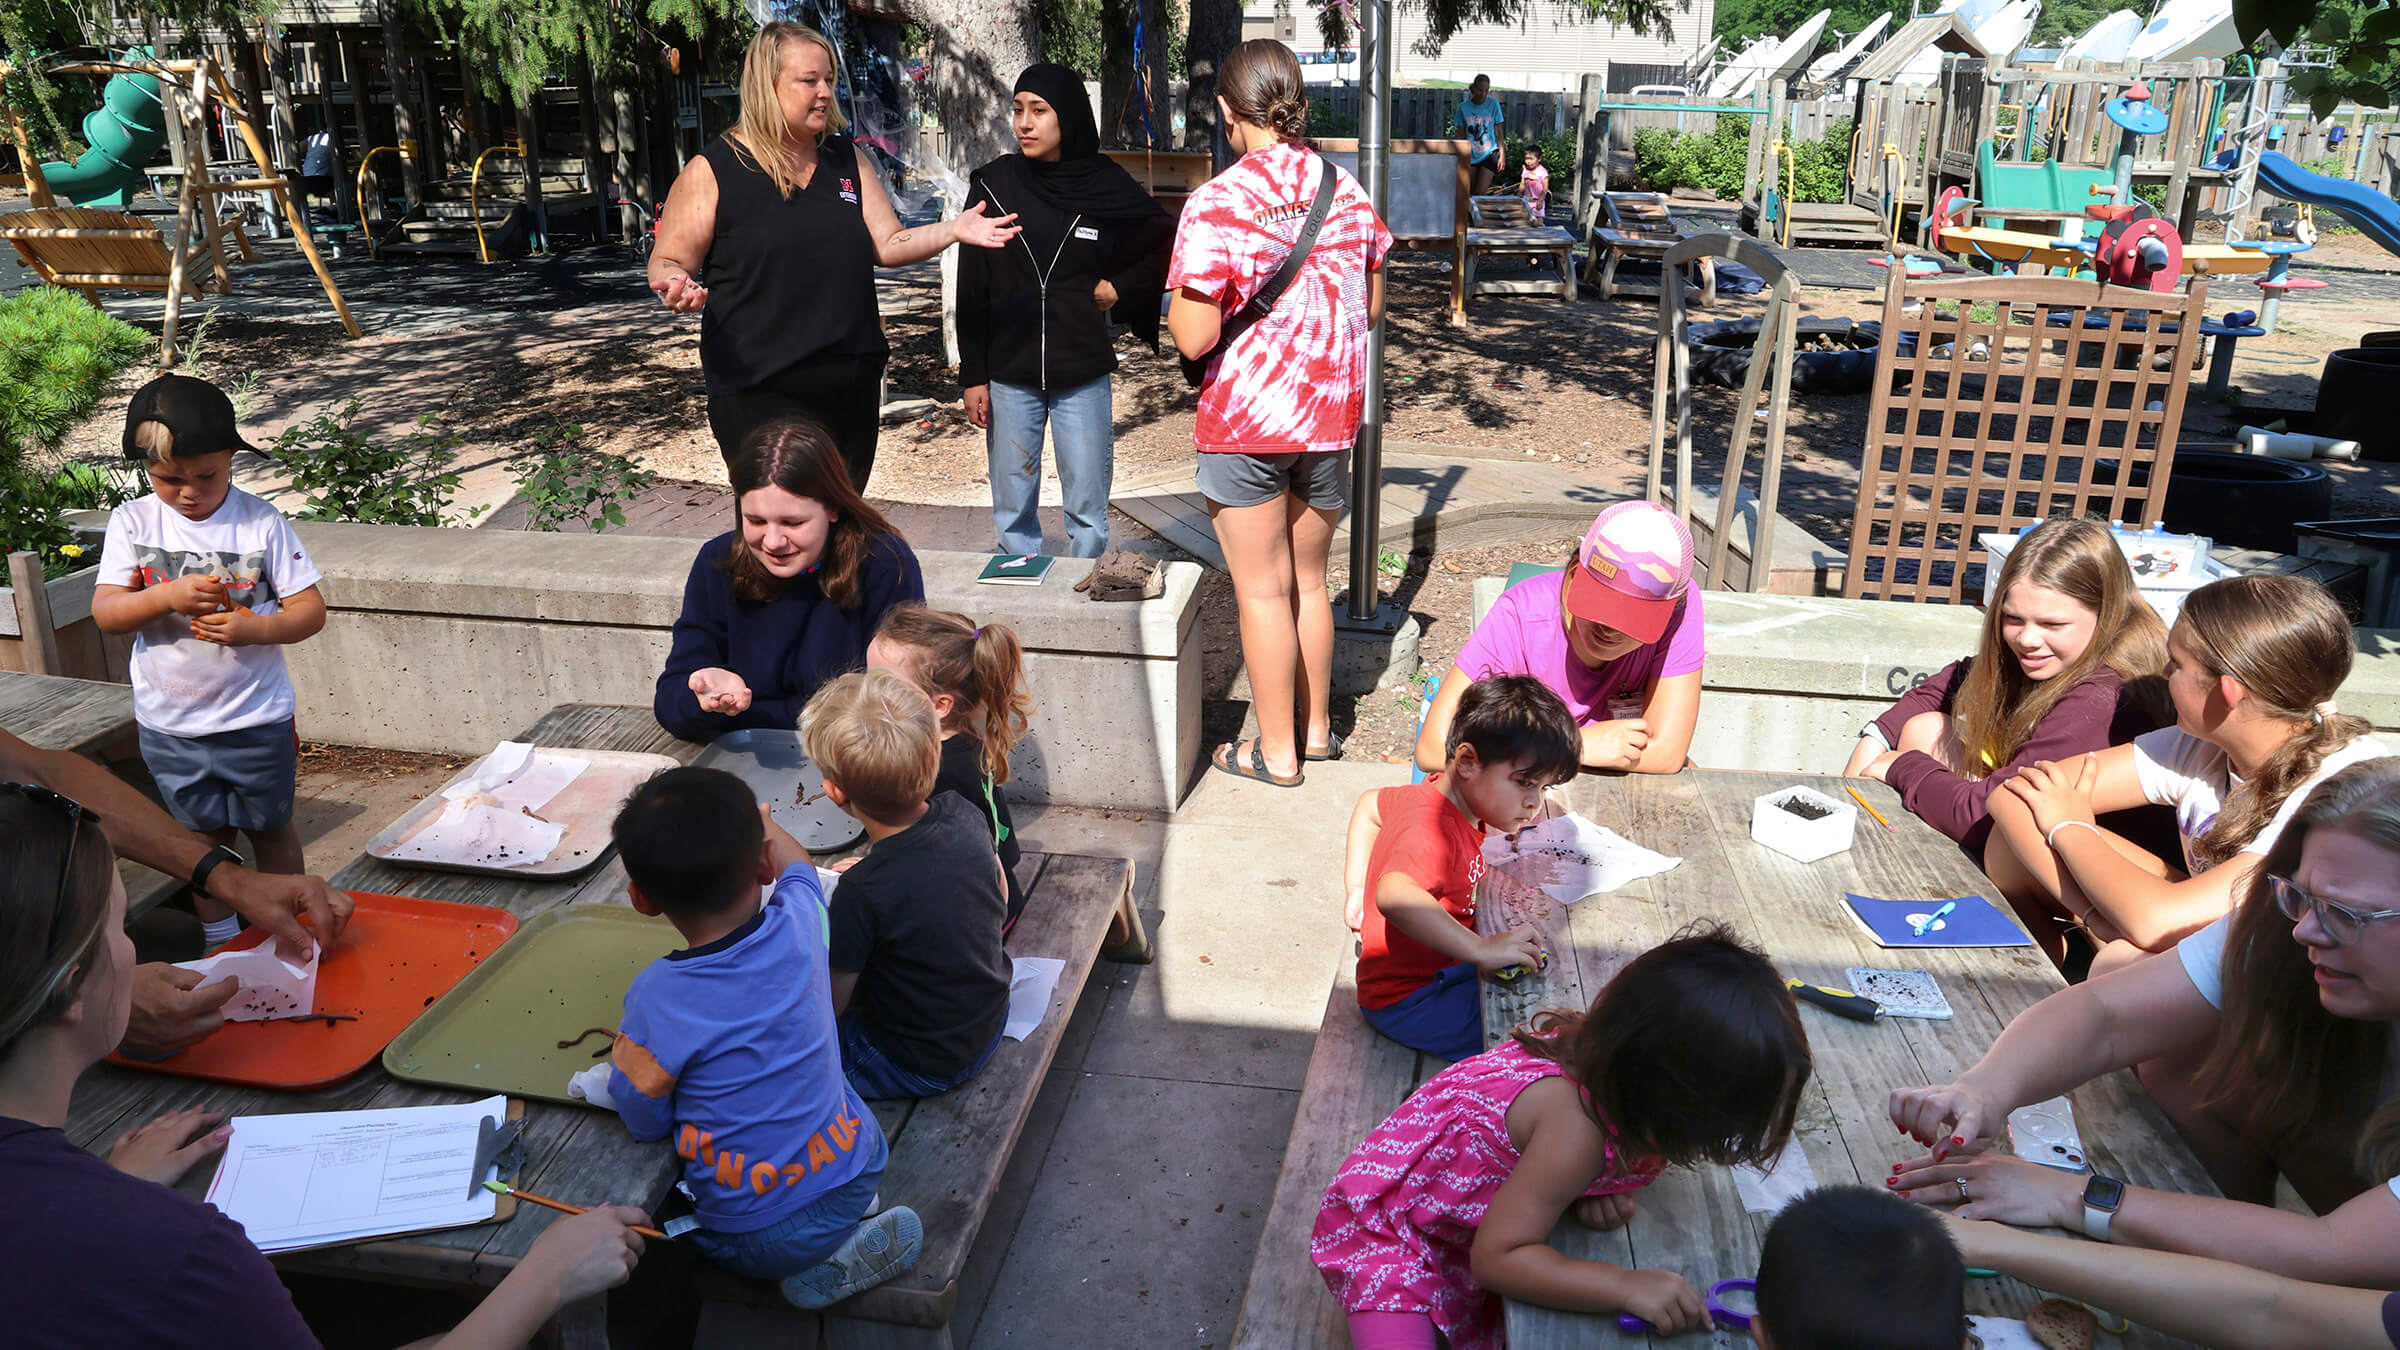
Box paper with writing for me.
[204,1095,508,1252]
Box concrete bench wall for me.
[1472,581,2400,773]
[279,522,1203,813]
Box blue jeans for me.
[839,1010,1004,1100]
[1361,963,1484,1061]
[988,376,1114,558]
[684,1129,888,1279]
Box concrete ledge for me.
[278,523,1204,813]
[1467,584,2400,773]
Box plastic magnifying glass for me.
[1618,1278,1760,1334]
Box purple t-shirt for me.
[0,1116,319,1348]
[1452,570,1706,722]
[2385,1290,2400,1348]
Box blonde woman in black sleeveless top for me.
[648,22,1020,491]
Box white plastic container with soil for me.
[1751,786,1857,862]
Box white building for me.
[1243,0,1716,92]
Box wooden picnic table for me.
[58,702,1123,1349]
[1478,769,2217,1349]
[0,668,136,757]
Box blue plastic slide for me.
[2254,150,2400,259]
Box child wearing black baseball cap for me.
[90,373,328,951]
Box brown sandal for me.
[1210,738,1304,788]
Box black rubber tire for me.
[2101,448,2333,553]
[2318,347,2400,461]
[1684,316,1884,395]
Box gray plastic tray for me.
[691,728,867,854]
[367,749,682,879]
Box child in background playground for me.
[91,374,329,953]
[1983,575,2392,975]
[1312,924,1813,1348]
[1517,145,1550,221]
[579,767,922,1310]
[1843,516,2171,862]
[867,606,1035,927]
[1356,676,1579,1060]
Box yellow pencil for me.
[484,1181,668,1238]
[1846,785,1898,834]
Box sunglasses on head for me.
[1,783,102,918]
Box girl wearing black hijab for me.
[958,64,1173,558]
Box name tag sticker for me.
[1073,225,1100,241]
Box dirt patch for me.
[297,742,469,786]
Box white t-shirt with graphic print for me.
[96,488,323,738]
[2131,726,2394,875]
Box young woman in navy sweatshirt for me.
[655,416,924,742]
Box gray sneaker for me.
[779,1206,924,1310]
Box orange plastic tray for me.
[109,892,518,1090]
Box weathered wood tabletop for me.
[1479,769,2216,1350]
[58,702,1104,1346]
[0,668,136,756]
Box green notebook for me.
[978,554,1056,586]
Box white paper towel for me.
[387,795,567,869]
[1485,811,1682,903]
[1004,957,1066,1041]
[175,942,320,1021]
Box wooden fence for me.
[2260,116,2400,197]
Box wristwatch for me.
[2081,1172,2126,1242]
[190,843,242,899]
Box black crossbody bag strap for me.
[1182,156,1339,386]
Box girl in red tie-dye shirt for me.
[1167,39,1392,789]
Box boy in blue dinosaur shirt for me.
[571,766,921,1308]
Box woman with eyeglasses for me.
[1880,758,2400,1288]
[0,787,654,1346]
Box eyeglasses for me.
[2271,874,2400,947]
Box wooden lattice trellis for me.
[1842,269,2209,603]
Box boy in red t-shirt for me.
[1356,675,1581,1059]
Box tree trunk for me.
[897,0,1040,176]
[376,6,424,207]
[1185,0,1241,161]
[1102,0,1173,148]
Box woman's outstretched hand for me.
[689,667,754,716]
[651,269,708,313]
[108,1108,231,1185]
[952,201,1021,249]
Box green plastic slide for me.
[38,48,169,209]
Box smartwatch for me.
[190,843,242,899]
[2081,1172,2126,1242]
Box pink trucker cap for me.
[1562,501,1694,645]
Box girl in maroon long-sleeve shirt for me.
[1843,517,2170,857]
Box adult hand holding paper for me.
[173,941,320,1022]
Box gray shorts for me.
[1194,451,1351,512]
[138,718,299,834]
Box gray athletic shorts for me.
[1195,451,1351,511]
[138,718,299,834]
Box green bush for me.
[270,399,483,527]
[508,424,656,532]
[0,460,144,579]
[0,287,149,471]
[1633,117,1855,205]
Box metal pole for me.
[1346,0,1392,624]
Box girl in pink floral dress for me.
[1312,925,1814,1347]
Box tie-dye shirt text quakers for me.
[1167,142,1393,455]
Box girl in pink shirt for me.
[1312,923,1811,1348]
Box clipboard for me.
[220,1097,529,1255]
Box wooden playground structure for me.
[0,54,357,365]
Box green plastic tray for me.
[381,904,682,1105]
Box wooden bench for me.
[1463,195,1578,308]
[1584,192,1716,305]
[1230,952,1439,1348]
[693,851,1149,1349]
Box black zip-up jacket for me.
[955,165,1170,393]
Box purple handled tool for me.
[1616,1279,1759,1335]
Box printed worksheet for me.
[204,1095,506,1252]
